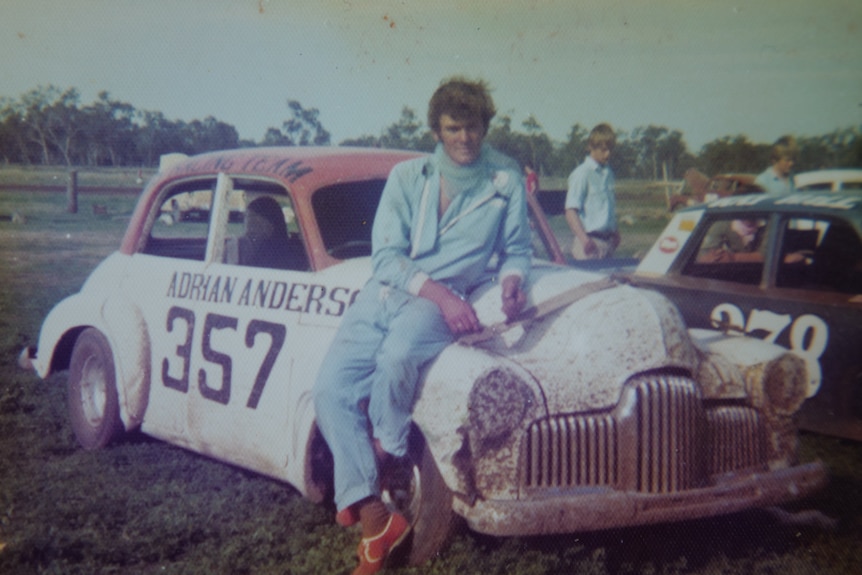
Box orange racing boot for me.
[352,512,410,575]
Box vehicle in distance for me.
[667,168,763,211]
[795,169,862,192]
[20,147,827,566]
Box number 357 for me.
[161,306,286,408]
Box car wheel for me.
[67,328,122,450]
[384,428,460,567]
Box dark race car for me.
[627,192,862,440]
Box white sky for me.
[3,0,861,152]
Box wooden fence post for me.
[67,169,78,214]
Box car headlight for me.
[468,368,534,450]
[749,352,808,416]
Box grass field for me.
[1,171,861,574]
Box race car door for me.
[127,174,313,480]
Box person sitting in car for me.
[698,218,768,263]
[698,218,806,264]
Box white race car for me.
[21,147,827,566]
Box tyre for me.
[384,428,460,567]
[67,328,122,450]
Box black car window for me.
[777,218,862,294]
[312,179,386,260]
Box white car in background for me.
[795,169,862,192]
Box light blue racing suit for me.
[314,144,532,512]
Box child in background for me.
[564,123,620,260]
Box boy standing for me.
[754,135,798,195]
[564,123,620,260]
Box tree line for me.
[1,84,860,180]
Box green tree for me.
[551,123,590,176]
[698,135,765,175]
[0,97,31,164]
[378,107,425,150]
[80,91,137,166]
[185,116,239,152]
[282,100,331,146]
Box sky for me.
[3,0,861,153]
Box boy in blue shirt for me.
[755,135,798,195]
[564,123,620,260]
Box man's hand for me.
[500,275,527,321]
[419,279,480,335]
[582,237,599,258]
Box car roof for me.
[153,146,424,198]
[680,191,862,229]
[122,147,425,256]
[795,169,862,189]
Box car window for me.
[797,183,833,192]
[225,188,309,271]
[681,216,769,285]
[143,180,218,261]
[312,179,386,260]
[142,178,310,271]
[777,218,862,294]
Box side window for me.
[226,189,310,272]
[312,179,386,260]
[681,216,768,285]
[777,218,862,294]
[142,178,310,271]
[143,182,217,261]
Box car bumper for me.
[453,461,828,536]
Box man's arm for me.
[370,162,427,292]
[564,166,598,257]
[565,208,597,257]
[497,173,532,319]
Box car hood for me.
[467,263,699,414]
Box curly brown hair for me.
[427,76,496,135]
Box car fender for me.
[689,327,810,464]
[100,295,151,430]
[34,289,151,432]
[689,328,809,414]
[412,344,547,501]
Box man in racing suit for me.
[313,77,532,574]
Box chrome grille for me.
[521,374,705,493]
[633,375,702,493]
[705,405,766,475]
[523,413,617,488]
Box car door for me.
[126,173,330,479]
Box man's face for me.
[435,114,485,166]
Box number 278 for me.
[161,306,285,409]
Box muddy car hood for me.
[467,264,699,415]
